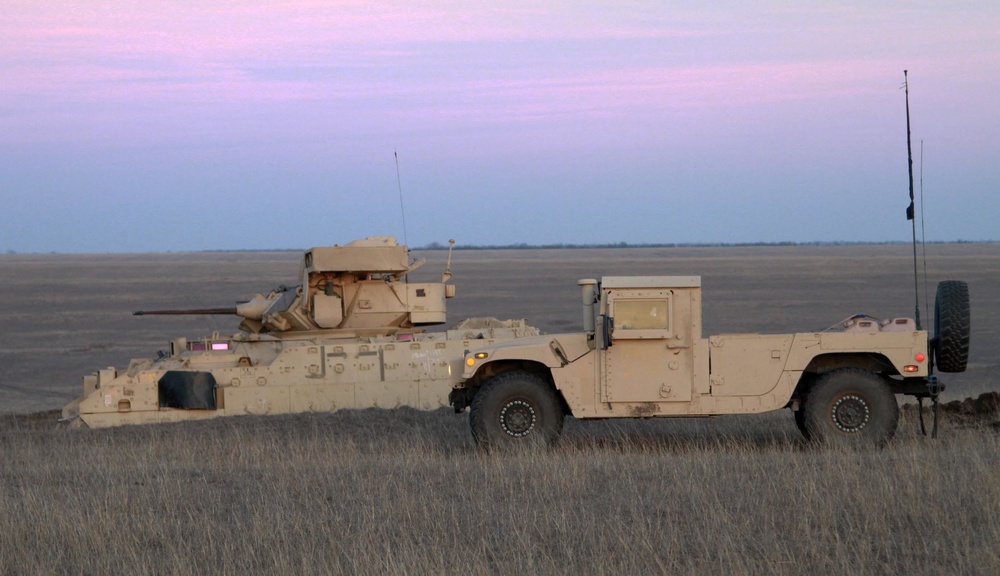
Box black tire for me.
[792,375,817,440]
[934,280,970,373]
[793,406,810,440]
[469,370,564,449]
[802,368,898,447]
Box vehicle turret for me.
[133,236,456,337]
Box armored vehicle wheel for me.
[934,280,970,373]
[470,370,564,449]
[802,368,898,447]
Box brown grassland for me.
[0,244,998,574]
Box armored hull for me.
[61,237,539,428]
[63,319,536,428]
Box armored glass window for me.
[609,291,673,339]
[615,300,669,330]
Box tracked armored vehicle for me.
[62,237,538,428]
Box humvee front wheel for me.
[470,370,564,449]
[793,407,810,440]
[802,368,898,447]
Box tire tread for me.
[469,370,564,449]
[934,280,970,373]
[802,368,898,447]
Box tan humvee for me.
[61,237,538,428]
[451,276,970,447]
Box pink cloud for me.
[3,1,998,151]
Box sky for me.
[1,1,998,253]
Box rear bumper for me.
[891,374,944,398]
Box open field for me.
[0,244,998,574]
[1,243,996,413]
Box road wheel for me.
[803,368,898,447]
[470,370,564,449]
[934,280,970,373]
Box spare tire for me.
[934,280,970,373]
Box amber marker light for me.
[467,352,488,367]
[903,365,919,373]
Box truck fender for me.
[461,334,591,380]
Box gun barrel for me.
[133,308,239,316]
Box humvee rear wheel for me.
[470,370,564,449]
[803,368,898,447]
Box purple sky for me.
[1,1,997,252]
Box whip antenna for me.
[394,149,409,248]
[903,70,922,330]
[920,140,930,323]
[906,74,942,439]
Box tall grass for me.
[1,409,997,575]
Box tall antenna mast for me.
[394,149,409,248]
[904,70,922,330]
[920,140,930,323]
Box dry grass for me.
[1,409,998,575]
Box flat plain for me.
[1,242,995,413]
[0,243,997,574]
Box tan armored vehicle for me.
[62,237,538,428]
[451,276,970,447]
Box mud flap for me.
[158,371,218,410]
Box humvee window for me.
[615,299,669,330]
